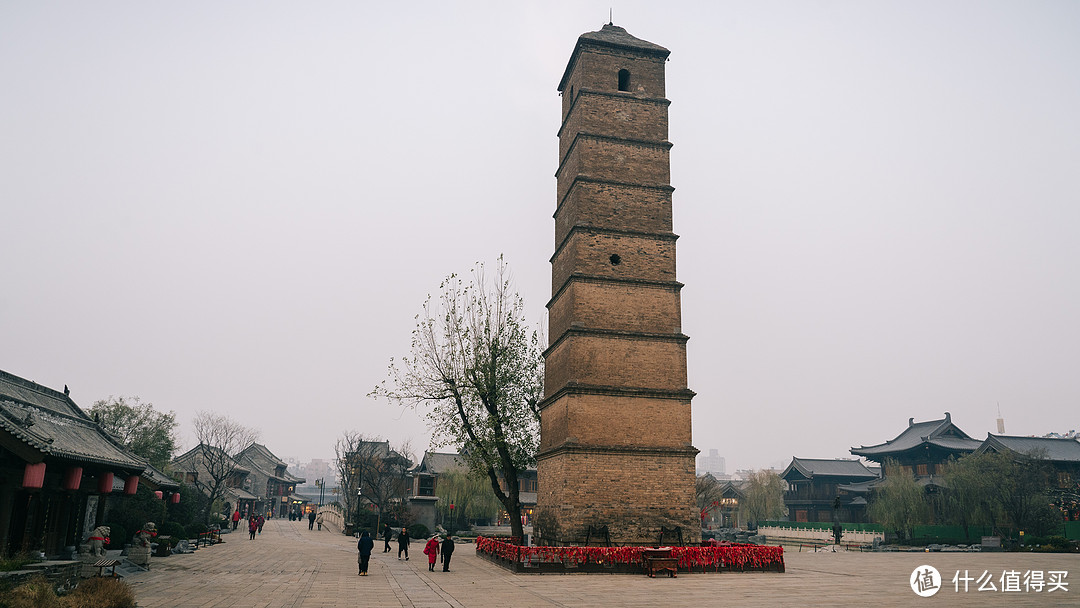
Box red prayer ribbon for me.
[475,537,784,570]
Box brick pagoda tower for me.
[536,24,699,546]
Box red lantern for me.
[22,462,46,489]
[98,472,114,493]
[124,475,139,495]
[63,467,83,491]
[171,493,181,504]
[154,490,163,500]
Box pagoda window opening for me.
[618,69,630,91]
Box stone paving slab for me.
[125,519,1075,607]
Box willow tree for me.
[435,466,502,534]
[740,470,787,525]
[868,461,930,542]
[373,258,543,542]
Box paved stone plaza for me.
[125,519,1074,607]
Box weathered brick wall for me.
[547,279,681,341]
[551,230,676,293]
[554,181,672,247]
[539,393,692,450]
[544,333,687,396]
[559,92,669,162]
[557,137,671,202]
[536,449,699,545]
[561,47,667,118]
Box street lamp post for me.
[356,489,362,535]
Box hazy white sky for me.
[2,1,1077,473]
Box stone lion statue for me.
[135,522,157,547]
[129,522,157,568]
[87,526,110,557]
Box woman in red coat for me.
[423,535,440,572]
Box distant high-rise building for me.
[698,449,726,476]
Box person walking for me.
[423,535,440,572]
[308,511,316,530]
[248,516,258,540]
[232,509,241,530]
[357,531,374,576]
[316,513,323,531]
[441,534,455,572]
[397,527,410,561]
[257,514,265,534]
[382,523,393,553]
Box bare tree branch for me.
[371,257,543,541]
[192,411,259,524]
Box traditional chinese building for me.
[409,451,538,532]
[850,413,982,479]
[975,434,1080,521]
[235,443,305,518]
[780,457,879,523]
[408,451,462,531]
[0,369,150,557]
[345,440,412,525]
[171,444,256,516]
[536,23,698,546]
[699,475,747,530]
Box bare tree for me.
[335,430,364,523]
[342,436,413,528]
[372,258,544,542]
[191,411,259,524]
[740,470,787,525]
[696,473,725,523]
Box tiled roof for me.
[226,487,259,501]
[782,457,878,481]
[172,444,250,475]
[837,478,885,494]
[237,443,306,484]
[851,413,981,458]
[0,398,145,471]
[140,462,180,490]
[282,470,305,484]
[0,370,81,417]
[578,24,669,55]
[415,452,463,474]
[980,434,1080,462]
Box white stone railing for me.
[758,525,883,545]
[317,504,344,534]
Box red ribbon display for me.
[475,537,784,571]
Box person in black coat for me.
[397,527,410,560]
[357,531,375,576]
[441,535,455,572]
[383,523,393,553]
[308,511,316,530]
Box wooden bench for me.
[92,558,121,578]
[642,547,678,578]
